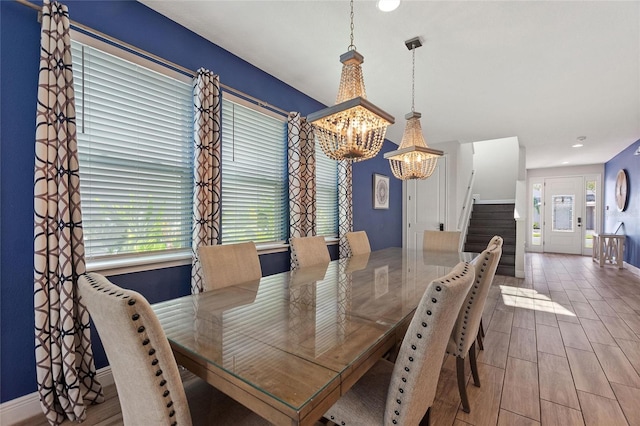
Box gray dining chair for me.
[322,261,475,426]
[446,240,502,413]
[289,235,330,268]
[423,230,461,252]
[198,241,262,291]
[346,231,371,256]
[78,272,270,425]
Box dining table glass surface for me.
[152,247,477,424]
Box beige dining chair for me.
[77,272,270,425]
[346,230,371,256]
[289,235,330,268]
[323,261,475,426]
[423,230,461,252]
[198,241,262,291]
[446,240,502,413]
[477,236,503,348]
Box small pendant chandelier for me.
[308,0,395,162]
[384,37,443,179]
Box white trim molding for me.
[0,367,114,424]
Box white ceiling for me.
[140,0,639,169]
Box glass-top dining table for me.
[152,247,477,425]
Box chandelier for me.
[384,37,443,179]
[308,0,395,162]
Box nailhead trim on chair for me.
[451,254,491,357]
[389,264,471,426]
[82,273,179,425]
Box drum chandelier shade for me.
[384,37,443,179]
[308,0,395,162]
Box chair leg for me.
[456,356,471,413]
[480,318,485,338]
[476,329,484,351]
[419,407,431,426]
[469,342,480,387]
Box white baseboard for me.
[624,261,640,277]
[0,366,113,425]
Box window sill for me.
[87,237,339,277]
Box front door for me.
[543,176,584,254]
[406,157,447,251]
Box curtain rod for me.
[15,0,290,117]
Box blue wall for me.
[604,139,640,269]
[0,0,402,402]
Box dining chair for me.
[323,261,475,426]
[478,235,503,347]
[198,241,262,291]
[346,230,371,256]
[423,230,461,252]
[289,235,330,268]
[77,272,270,426]
[446,240,502,413]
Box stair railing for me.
[457,170,475,252]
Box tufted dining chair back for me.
[446,240,502,412]
[346,231,371,256]
[289,235,330,269]
[78,272,191,426]
[385,261,475,425]
[488,235,504,250]
[423,230,461,252]
[198,241,262,291]
[322,262,475,426]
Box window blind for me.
[221,96,287,244]
[315,146,339,236]
[71,40,194,260]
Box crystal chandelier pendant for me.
[308,1,394,162]
[384,37,443,179]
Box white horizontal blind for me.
[221,96,287,244]
[71,40,194,260]
[315,146,338,236]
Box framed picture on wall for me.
[373,173,390,209]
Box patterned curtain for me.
[288,112,316,266]
[338,160,353,258]
[191,69,222,294]
[33,1,104,424]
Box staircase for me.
[464,203,516,276]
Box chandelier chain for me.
[411,45,416,112]
[348,0,356,51]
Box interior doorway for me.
[405,157,447,251]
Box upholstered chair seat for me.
[78,272,270,425]
[323,261,475,426]
[423,230,461,252]
[289,235,330,268]
[446,238,502,413]
[346,230,371,256]
[198,241,262,291]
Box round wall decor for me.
[615,169,629,211]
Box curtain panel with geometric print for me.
[33,1,104,424]
[190,69,222,294]
[338,160,353,258]
[288,112,317,266]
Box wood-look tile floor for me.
[18,253,640,426]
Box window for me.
[220,95,287,244]
[531,183,542,246]
[71,35,194,262]
[315,147,338,236]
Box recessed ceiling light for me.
[572,143,583,148]
[562,161,570,165]
[377,0,400,12]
